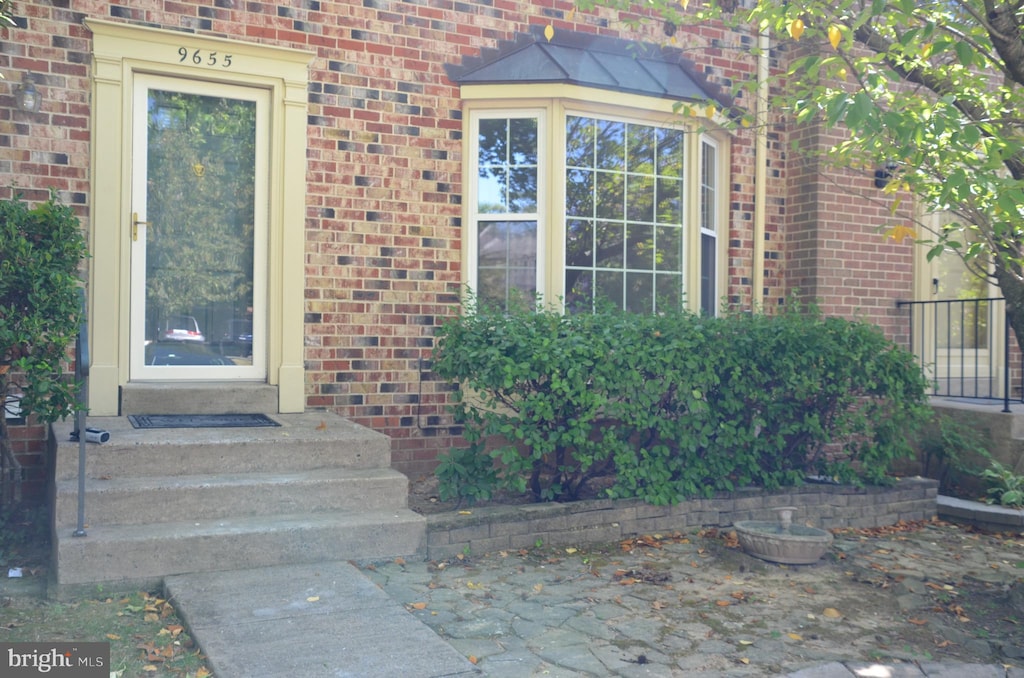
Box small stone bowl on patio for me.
[733,507,834,565]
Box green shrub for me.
[981,460,1024,508]
[432,298,932,504]
[912,413,991,494]
[0,192,88,505]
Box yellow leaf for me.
[544,24,554,42]
[884,224,916,242]
[823,607,842,618]
[565,547,577,554]
[787,632,803,641]
[788,18,805,41]
[533,583,544,593]
[306,596,320,603]
[738,640,754,645]
[457,510,472,515]
[196,669,212,678]
[922,43,933,58]
[106,633,121,640]
[739,657,750,664]
[680,0,689,8]
[828,25,841,50]
[142,666,158,673]
[706,104,716,118]
[567,8,575,21]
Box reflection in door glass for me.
[145,90,256,366]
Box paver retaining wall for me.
[424,477,939,559]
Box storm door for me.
[920,213,1004,397]
[129,75,268,380]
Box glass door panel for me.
[130,75,268,379]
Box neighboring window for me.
[468,106,722,314]
[473,115,539,309]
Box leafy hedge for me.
[432,300,931,505]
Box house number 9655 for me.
[178,47,234,68]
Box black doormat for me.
[127,414,281,429]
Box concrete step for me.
[52,509,426,594]
[51,413,391,481]
[53,467,411,529]
[120,382,278,416]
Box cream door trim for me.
[86,19,313,414]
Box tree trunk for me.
[993,264,1024,370]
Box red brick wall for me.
[1,1,883,481]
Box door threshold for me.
[120,382,278,415]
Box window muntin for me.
[700,138,719,315]
[472,114,540,309]
[565,115,686,314]
[467,105,723,315]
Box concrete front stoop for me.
[48,413,425,599]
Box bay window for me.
[467,105,724,315]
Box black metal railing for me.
[73,287,89,537]
[897,297,1021,412]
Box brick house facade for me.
[1,0,922,495]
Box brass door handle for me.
[132,212,150,242]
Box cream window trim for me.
[464,94,729,315]
[86,19,313,414]
[698,133,728,314]
[464,106,550,306]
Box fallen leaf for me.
[715,600,731,607]
[316,420,327,431]
[106,633,121,640]
[458,510,472,515]
[738,640,754,646]
[394,557,406,566]
[306,596,320,603]
[409,602,427,610]
[787,633,803,641]
[565,547,578,554]
[533,584,543,593]
[823,608,842,618]
[908,618,928,625]
[468,655,478,665]
[739,657,750,664]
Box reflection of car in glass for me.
[147,341,235,366]
[162,315,205,343]
[219,319,253,357]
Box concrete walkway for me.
[165,557,1024,678]
[164,561,479,677]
